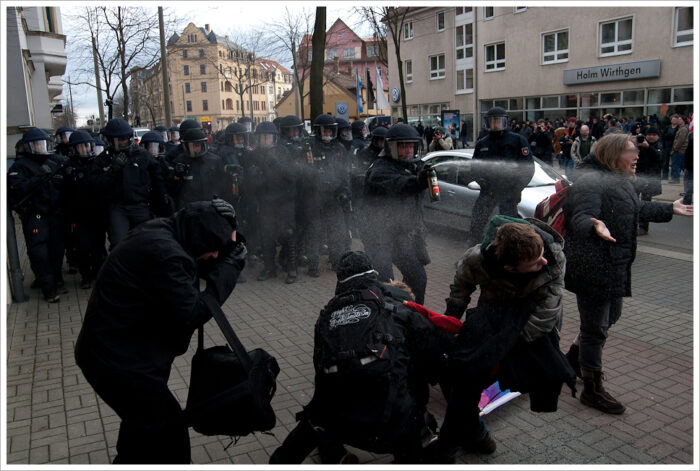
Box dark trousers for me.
[259,203,296,273]
[269,418,347,464]
[60,214,78,268]
[577,295,623,372]
[320,202,351,268]
[670,151,684,181]
[683,169,693,205]
[468,191,520,246]
[438,376,490,450]
[80,366,190,464]
[21,212,64,299]
[73,219,107,281]
[107,202,152,250]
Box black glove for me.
[174,162,187,176]
[204,241,247,304]
[112,153,128,170]
[224,164,243,177]
[51,173,64,184]
[417,168,431,188]
[40,164,53,175]
[211,198,237,229]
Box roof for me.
[258,58,291,75]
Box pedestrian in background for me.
[669,114,689,184]
[635,128,664,235]
[562,133,693,415]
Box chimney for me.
[205,24,211,33]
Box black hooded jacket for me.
[74,203,239,383]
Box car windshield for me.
[135,129,149,138]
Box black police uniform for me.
[74,201,244,464]
[8,153,66,300]
[309,139,352,270]
[468,130,534,245]
[169,150,229,210]
[363,156,430,304]
[90,144,166,249]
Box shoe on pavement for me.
[285,270,297,284]
[464,432,497,455]
[307,266,320,278]
[56,286,69,295]
[257,269,276,281]
[45,295,60,303]
[580,370,626,414]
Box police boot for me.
[565,343,582,379]
[307,256,320,277]
[285,237,297,284]
[580,370,626,414]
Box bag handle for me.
[201,292,253,372]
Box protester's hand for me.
[672,198,693,216]
[204,239,247,304]
[591,218,616,242]
[212,198,237,228]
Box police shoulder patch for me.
[522,147,529,156]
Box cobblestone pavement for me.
[4,189,695,466]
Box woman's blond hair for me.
[594,133,636,174]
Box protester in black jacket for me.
[74,200,246,464]
[635,128,664,234]
[562,134,693,415]
[8,128,68,302]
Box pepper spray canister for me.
[427,166,440,202]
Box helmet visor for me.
[388,140,422,162]
[485,116,509,131]
[29,139,50,155]
[145,142,164,158]
[241,122,252,132]
[281,125,302,142]
[75,142,95,157]
[184,140,208,158]
[60,131,73,143]
[112,136,132,150]
[339,128,352,141]
[256,133,278,149]
[170,130,180,141]
[94,145,104,155]
[315,124,337,142]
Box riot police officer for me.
[356,125,388,170]
[350,120,369,155]
[165,119,202,162]
[90,118,167,249]
[169,127,229,210]
[165,126,180,155]
[140,131,175,216]
[8,128,68,302]
[363,124,431,304]
[247,121,299,283]
[467,106,534,246]
[55,126,75,157]
[336,118,353,152]
[153,125,169,143]
[309,114,352,272]
[64,131,107,288]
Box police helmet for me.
[56,126,75,144]
[102,118,134,151]
[168,125,180,143]
[384,124,422,163]
[313,114,338,142]
[154,125,169,142]
[336,118,352,142]
[225,122,248,148]
[279,115,304,142]
[237,116,254,133]
[351,120,368,139]
[181,128,208,158]
[22,128,53,156]
[370,125,389,148]
[484,106,509,134]
[68,130,96,158]
[254,121,279,148]
[139,131,166,158]
[179,119,202,134]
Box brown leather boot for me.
[580,370,625,414]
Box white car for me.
[132,127,150,146]
[421,149,569,232]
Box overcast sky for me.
[59,1,370,124]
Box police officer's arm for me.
[365,162,427,195]
[444,247,480,318]
[513,135,535,189]
[146,153,168,200]
[8,162,45,202]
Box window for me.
[484,7,494,19]
[542,30,569,64]
[343,48,355,59]
[186,100,192,112]
[183,49,188,58]
[184,82,191,93]
[429,54,446,79]
[201,82,207,92]
[405,60,413,82]
[674,7,693,46]
[202,100,208,111]
[187,34,197,43]
[514,7,527,13]
[437,11,445,31]
[200,64,206,74]
[456,68,474,91]
[327,49,338,59]
[403,21,414,40]
[184,65,190,75]
[599,17,633,56]
[456,7,472,16]
[485,42,505,71]
[199,49,204,58]
[367,45,379,57]
[337,33,343,39]
[456,24,473,59]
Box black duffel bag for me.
[185,293,279,437]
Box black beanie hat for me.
[336,251,375,283]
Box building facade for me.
[131,23,293,131]
[6,6,68,157]
[388,6,694,143]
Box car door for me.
[423,161,463,230]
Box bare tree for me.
[130,66,164,126]
[65,6,180,122]
[355,6,410,122]
[310,7,326,121]
[263,7,316,122]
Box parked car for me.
[132,127,150,146]
[421,149,569,232]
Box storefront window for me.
[622,90,644,105]
[673,87,693,102]
[647,88,672,104]
[580,93,597,107]
[542,96,559,108]
[561,94,578,108]
[509,98,523,110]
[600,92,621,106]
[525,97,540,110]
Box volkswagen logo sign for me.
[391,87,400,103]
[336,103,348,115]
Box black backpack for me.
[310,288,411,452]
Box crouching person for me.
[437,216,575,461]
[270,251,452,464]
[74,199,246,464]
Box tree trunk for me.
[309,7,326,122]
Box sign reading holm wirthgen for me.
[563,59,661,85]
